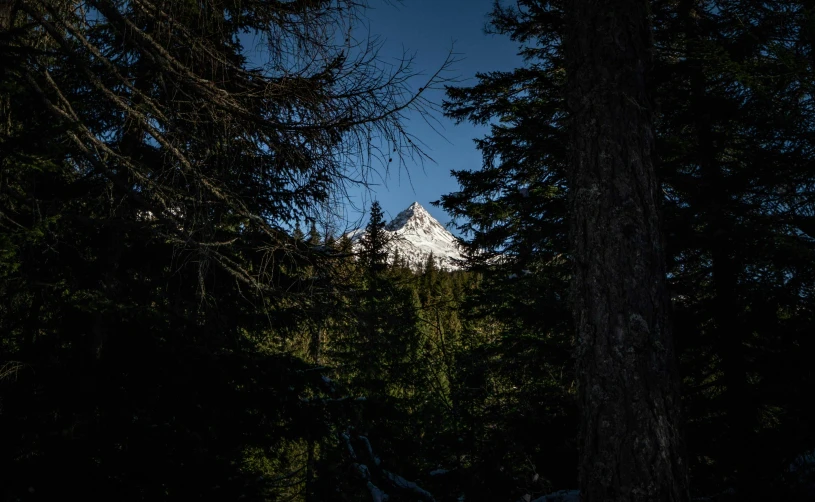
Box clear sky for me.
[343,0,523,231]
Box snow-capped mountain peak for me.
[350,202,464,271]
[388,202,447,233]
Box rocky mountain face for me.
[349,202,465,271]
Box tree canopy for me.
[2,0,814,501]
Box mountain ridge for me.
[349,202,465,271]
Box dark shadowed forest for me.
[1,1,814,501]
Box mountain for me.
[349,202,465,271]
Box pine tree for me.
[439,2,578,497]
[293,221,305,241]
[360,200,389,272]
[307,221,321,246]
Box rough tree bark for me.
[564,0,690,500]
[0,1,15,31]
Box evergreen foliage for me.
[1,0,814,500]
[359,200,390,273]
[0,1,456,500]
[440,0,815,499]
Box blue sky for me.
[343,0,523,230]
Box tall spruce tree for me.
[360,200,390,272]
[440,2,576,498]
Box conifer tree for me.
[439,2,577,497]
[442,0,815,499]
[307,221,321,246]
[293,221,306,241]
[360,200,389,272]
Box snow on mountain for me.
[349,202,465,271]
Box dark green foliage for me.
[359,200,390,272]
[440,0,815,500]
[652,1,815,496]
[3,0,814,500]
[438,2,577,498]
[307,222,321,246]
[0,1,451,500]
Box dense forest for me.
[1,1,814,501]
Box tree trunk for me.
[564,1,690,500]
[0,1,15,32]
